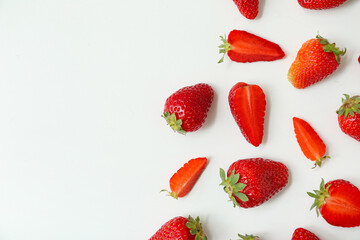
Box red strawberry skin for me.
[163,83,214,133]
[233,0,259,19]
[227,158,288,208]
[338,113,360,141]
[150,216,194,240]
[229,82,266,147]
[337,95,360,141]
[291,228,320,240]
[225,30,285,63]
[298,0,347,10]
[288,38,341,89]
[320,180,360,227]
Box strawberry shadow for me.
[256,0,265,20]
[261,87,270,146]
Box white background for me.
[0,0,360,239]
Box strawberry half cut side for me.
[307,179,360,227]
[162,157,207,199]
[229,82,266,147]
[219,168,248,207]
[218,30,285,63]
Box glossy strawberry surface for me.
[233,0,259,19]
[163,83,214,133]
[225,158,288,208]
[291,228,320,240]
[298,0,347,10]
[288,35,345,89]
[150,216,206,240]
[337,95,360,141]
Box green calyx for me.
[316,34,346,64]
[307,178,330,217]
[186,216,207,240]
[160,189,178,199]
[336,94,360,119]
[218,35,232,63]
[313,156,331,169]
[162,112,186,135]
[237,233,260,240]
[219,168,248,208]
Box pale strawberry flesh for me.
[229,82,266,147]
[170,158,207,198]
[227,30,285,63]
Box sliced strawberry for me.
[293,117,329,168]
[218,30,285,63]
[162,157,207,199]
[308,179,360,227]
[229,82,266,147]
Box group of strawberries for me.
[150,0,360,239]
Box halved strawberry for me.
[162,157,207,199]
[218,30,285,63]
[293,117,329,168]
[308,179,360,227]
[229,82,266,147]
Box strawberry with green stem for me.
[288,34,345,89]
[150,215,207,240]
[336,94,360,141]
[308,179,360,227]
[218,30,285,63]
[220,158,288,208]
[162,83,214,134]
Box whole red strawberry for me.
[163,83,214,134]
[291,228,320,240]
[298,0,347,10]
[220,158,288,208]
[232,0,259,19]
[308,179,360,227]
[336,94,360,141]
[228,82,266,147]
[218,30,285,63]
[288,35,346,89]
[150,216,207,240]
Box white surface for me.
[0,0,359,239]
